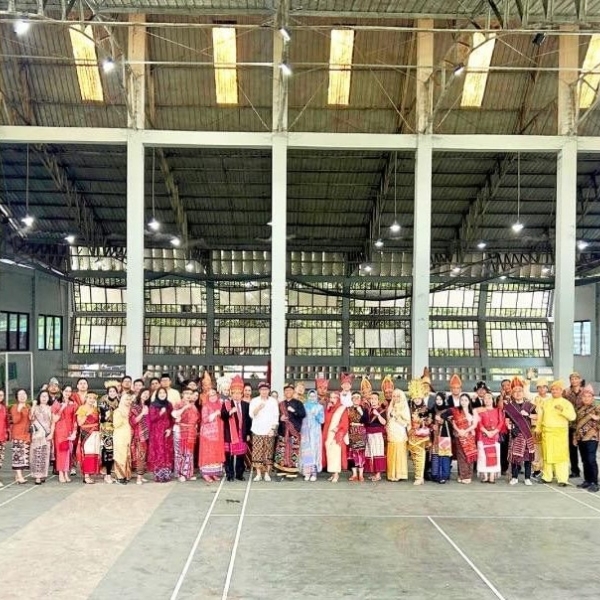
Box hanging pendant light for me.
[148,148,160,231]
[511,152,524,233]
[390,152,401,233]
[21,144,34,227]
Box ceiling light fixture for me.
[148,149,160,231]
[279,62,292,77]
[185,261,194,272]
[363,264,373,273]
[512,152,524,233]
[13,19,30,36]
[65,235,76,244]
[374,238,384,249]
[390,151,401,234]
[477,241,487,250]
[102,57,115,73]
[541,267,550,274]
[21,144,34,228]
[279,27,291,43]
[577,240,589,251]
[170,237,181,247]
[499,275,507,280]
[452,266,461,274]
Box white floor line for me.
[248,487,558,493]
[0,475,55,508]
[544,483,600,514]
[0,473,32,491]
[170,478,225,600]
[210,513,600,520]
[221,475,252,600]
[428,516,507,600]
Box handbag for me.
[414,426,430,438]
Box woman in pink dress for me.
[199,388,225,483]
[52,385,76,483]
[147,387,174,482]
[76,392,101,484]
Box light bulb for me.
[577,240,589,251]
[454,63,465,76]
[541,267,550,274]
[148,218,160,231]
[279,62,292,77]
[170,237,181,247]
[363,264,373,273]
[511,221,524,233]
[102,58,115,73]
[279,27,291,43]
[22,215,34,227]
[14,20,30,36]
[452,266,461,274]
[185,261,194,272]
[64,235,76,244]
[390,221,401,234]
[374,238,384,249]
[477,241,486,250]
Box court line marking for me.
[170,478,225,600]
[543,483,600,514]
[209,513,600,520]
[0,474,31,491]
[0,475,56,508]
[221,475,252,600]
[428,516,507,600]
[246,487,559,493]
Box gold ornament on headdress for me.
[104,380,120,389]
[381,375,395,394]
[360,376,372,397]
[408,378,426,399]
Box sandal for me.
[348,475,358,482]
[370,474,382,482]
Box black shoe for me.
[558,482,568,487]
[587,483,599,493]
[226,476,234,482]
[439,480,447,484]
[235,475,245,481]
[569,472,581,478]
[577,481,591,489]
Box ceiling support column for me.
[270,4,289,393]
[411,19,433,380]
[126,14,146,377]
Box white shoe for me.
[253,474,262,482]
[264,473,272,482]
[309,475,317,482]
[509,478,518,485]
[304,475,310,481]
[0,481,3,488]
[524,479,533,486]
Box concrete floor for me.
[1,460,599,600]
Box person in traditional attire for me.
[30,390,54,484]
[315,374,329,408]
[573,384,600,493]
[505,377,536,486]
[130,388,150,485]
[531,379,549,479]
[98,383,120,484]
[112,393,133,484]
[47,377,62,409]
[563,371,584,478]
[51,385,76,483]
[340,373,354,408]
[472,381,490,410]
[70,377,88,476]
[294,381,306,404]
[496,379,511,475]
[300,389,324,481]
[172,388,200,482]
[10,389,31,484]
[147,387,174,483]
[386,388,410,482]
[407,380,431,485]
[429,392,452,484]
[76,392,101,484]
[347,391,369,482]
[364,389,387,482]
[535,380,576,486]
[274,383,306,479]
[250,382,279,482]
[447,393,478,484]
[381,375,395,405]
[446,373,462,408]
[476,392,505,483]
[322,392,348,483]
[421,367,437,410]
[199,388,225,483]
[497,379,512,405]
[221,375,251,482]
[0,389,8,487]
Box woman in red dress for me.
[199,388,225,483]
[76,392,101,484]
[52,385,76,483]
[148,387,174,482]
[173,389,200,482]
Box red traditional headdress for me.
[230,375,244,394]
[449,374,462,388]
[340,373,354,386]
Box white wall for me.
[573,283,597,384]
[0,263,69,392]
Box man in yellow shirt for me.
[535,380,576,486]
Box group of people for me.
[0,369,597,492]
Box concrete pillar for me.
[558,26,579,136]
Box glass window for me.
[1,311,29,351]
[574,321,591,356]
[37,315,63,351]
[486,321,550,357]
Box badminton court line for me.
[170,478,225,600]
[221,475,252,600]
[0,475,56,509]
[428,516,507,600]
[543,483,600,515]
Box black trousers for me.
[512,461,531,479]
[569,429,581,476]
[578,440,599,484]
[225,453,245,479]
[500,438,510,474]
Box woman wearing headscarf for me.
[130,388,150,485]
[386,388,410,482]
[147,387,174,482]
[300,389,324,481]
[429,392,452,484]
[447,393,478,484]
[347,391,369,482]
[52,385,76,483]
[30,389,54,484]
[98,384,120,484]
[476,391,505,483]
[112,393,133,484]
[322,392,348,483]
[10,388,31,484]
[407,380,431,486]
[76,392,101,484]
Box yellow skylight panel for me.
[461,32,496,108]
[69,25,104,103]
[212,27,238,105]
[580,35,600,109]
[327,29,355,106]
